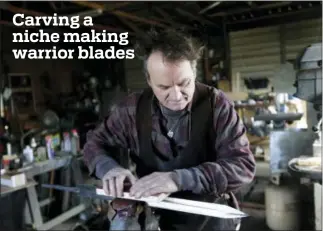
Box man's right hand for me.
[102,167,137,197]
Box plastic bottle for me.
[30,137,37,149]
[46,136,54,159]
[23,145,34,163]
[71,129,80,155]
[63,132,72,152]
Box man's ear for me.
[146,76,151,87]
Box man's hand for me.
[102,167,137,197]
[129,172,179,198]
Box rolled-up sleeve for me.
[83,106,130,179]
[174,91,256,195]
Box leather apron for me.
[133,83,240,231]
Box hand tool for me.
[42,184,248,219]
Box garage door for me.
[229,18,322,91]
[230,25,281,83]
[284,18,322,61]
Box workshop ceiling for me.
[0,1,321,38]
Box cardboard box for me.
[1,173,26,188]
[224,92,248,101]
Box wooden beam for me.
[72,1,130,11]
[199,2,222,14]
[7,3,48,16]
[72,1,104,10]
[154,8,195,29]
[226,6,320,24]
[72,1,169,28]
[117,16,145,36]
[176,8,218,27]
[0,20,17,27]
[209,1,293,17]
[66,9,103,18]
[104,2,131,11]
[90,23,135,34]
[112,11,168,28]
[49,2,57,11]
[0,19,68,36]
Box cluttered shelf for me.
[0,151,87,230]
[0,153,83,192]
[1,120,84,193]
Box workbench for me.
[0,179,37,231]
[1,153,88,230]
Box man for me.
[83,29,256,230]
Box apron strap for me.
[135,82,216,176]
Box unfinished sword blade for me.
[42,184,248,219]
[95,188,247,219]
[148,200,247,219]
[164,197,247,217]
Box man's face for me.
[146,51,196,111]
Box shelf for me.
[11,88,32,93]
[235,103,271,109]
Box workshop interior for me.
[0,1,322,231]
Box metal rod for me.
[42,184,80,193]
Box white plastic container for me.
[265,184,301,230]
[313,137,322,231]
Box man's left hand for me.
[129,172,179,198]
